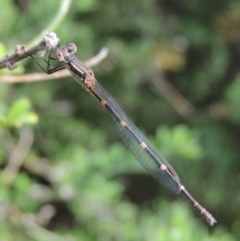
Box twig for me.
[2,127,34,185]
[0,32,59,70]
[0,70,70,83]
[3,203,76,241]
[24,157,60,183]
[150,66,197,119]
[84,47,109,67]
[0,47,109,83]
[28,0,72,47]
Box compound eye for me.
[66,43,77,54]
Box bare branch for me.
[84,47,109,67]
[0,32,59,70]
[0,70,70,83]
[28,0,72,47]
[149,66,197,119]
[2,127,34,185]
[0,47,109,83]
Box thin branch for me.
[28,0,72,47]
[24,157,60,183]
[0,69,70,83]
[2,127,34,185]
[149,66,197,119]
[0,47,109,83]
[2,204,76,241]
[84,47,109,67]
[0,32,59,70]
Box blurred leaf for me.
[0,42,6,56]
[7,98,38,128]
[153,41,186,72]
[154,125,203,161]
[8,98,31,119]
[14,172,32,194]
[0,115,7,129]
[75,0,97,12]
[225,74,240,122]
[13,173,39,212]
[0,183,9,202]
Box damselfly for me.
[35,43,217,226]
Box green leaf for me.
[0,115,7,129]
[14,173,33,194]
[7,98,38,128]
[8,98,31,119]
[0,42,6,56]
[11,112,38,128]
[154,125,203,161]
[75,0,97,12]
[225,74,240,122]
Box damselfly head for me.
[66,43,77,54]
[55,43,77,63]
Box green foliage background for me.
[0,0,240,240]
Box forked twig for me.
[0,32,59,70]
[0,47,109,83]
